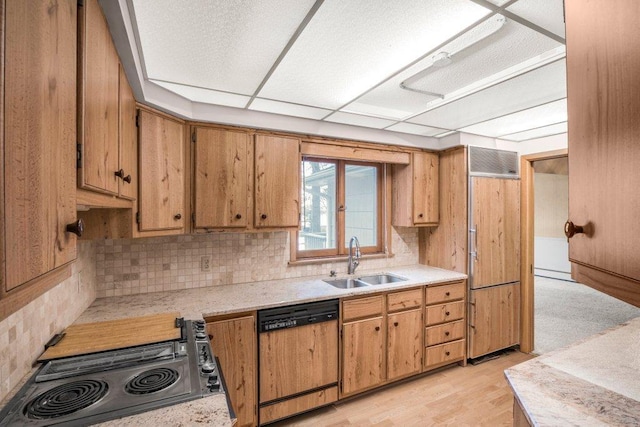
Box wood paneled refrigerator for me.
[467,147,520,359]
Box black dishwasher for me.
[258,299,339,424]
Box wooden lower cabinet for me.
[387,308,422,380]
[341,316,385,395]
[425,340,465,367]
[206,315,257,427]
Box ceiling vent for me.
[468,146,519,178]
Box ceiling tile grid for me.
[124,0,569,143]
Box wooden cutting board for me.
[38,312,182,361]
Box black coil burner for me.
[25,379,109,420]
[125,368,180,395]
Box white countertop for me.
[77,264,467,323]
[505,316,640,426]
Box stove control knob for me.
[195,331,207,340]
[201,363,216,374]
[208,374,218,384]
[208,381,221,392]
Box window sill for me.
[288,252,394,266]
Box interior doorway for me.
[520,150,640,354]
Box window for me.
[296,157,384,259]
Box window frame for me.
[295,156,385,260]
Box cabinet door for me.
[117,66,137,200]
[387,309,422,381]
[254,134,299,228]
[138,110,185,231]
[206,316,257,427]
[3,0,77,291]
[341,317,385,395]
[194,128,249,229]
[471,177,520,289]
[413,152,439,225]
[468,283,520,359]
[565,0,640,294]
[78,0,119,196]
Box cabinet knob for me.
[445,331,450,336]
[564,220,585,238]
[115,169,132,184]
[445,291,450,297]
[235,214,242,220]
[375,326,380,332]
[394,322,399,327]
[418,213,424,218]
[445,351,450,356]
[174,213,182,220]
[66,219,84,237]
[261,214,268,220]
[445,311,450,316]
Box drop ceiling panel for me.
[151,80,250,107]
[130,0,316,94]
[459,98,567,137]
[408,58,566,129]
[250,98,331,120]
[500,121,567,141]
[258,0,491,109]
[507,0,566,38]
[344,16,560,120]
[386,122,449,137]
[324,112,397,129]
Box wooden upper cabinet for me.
[137,109,185,232]
[392,151,439,227]
[565,0,640,306]
[254,134,300,228]
[194,127,250,229]
[77,0,119,196]
[2,0,77,292]
[118,66,137,201]
[470,177,520,289]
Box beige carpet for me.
[534,276,640,354]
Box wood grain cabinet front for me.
[206,315,257,427]
[424,281,467,371]
[392,151,439,227]
[1,0,78,314]
[77,0,136,202]
[341,316,385,396]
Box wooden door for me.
[138,109,185,231]
[259,321,338,403]
[117,66,137,200]
[341,317,385,395]
[471,177,520,289]
[78,0,119,195]
[565,0,640,297]
[413,152,439,225]
[194,128,249,229]
[254,134,299,228]
[3,0,77,291]
[468,283,520,359]
[387,309,422,380]
[206,316,257,427]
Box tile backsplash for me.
[0,241,96,402]
[96,227,419,298]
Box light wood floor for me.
[271,350,534,427]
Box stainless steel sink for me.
[357,273,408,285]
[322,278,369,289]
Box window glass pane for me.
[344,164,377,247]
[299,160,336,251]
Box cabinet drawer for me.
[342,295,384,321]
[387,288,423,312]
[425,339,465,367]
[426,281,465,304]
[425,320,464,346]
[425,301,464,326]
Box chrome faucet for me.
[347,236,361,275]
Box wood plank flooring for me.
[271,350,534,427]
